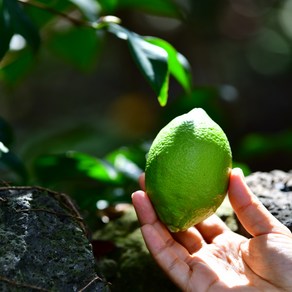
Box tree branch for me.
[17,0,121,29]
[0,275,50,292]
[17,0,92,27]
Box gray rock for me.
[246,170,292,231]
[0,186,109,292]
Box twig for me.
[15,207,84,221]
[0,275,51,291]
[78,275,111,292]
[17,0,92,27]
[0,180,11,187]
[17,0,121,30]
[0,197,7,203]
[0,185,88,235]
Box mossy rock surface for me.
[94,206,180,292]
[0,186,109,292]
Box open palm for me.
[132,168,292,291]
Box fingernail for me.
[240,241,249,254]
[234,167,245,180]
[131,190,144,199]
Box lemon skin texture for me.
[145,108,232,232]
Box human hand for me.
[132,168,292,291]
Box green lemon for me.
[145,108,232,232]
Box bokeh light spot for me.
[246,29,291,75]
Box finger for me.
[132,191,207,257]
[138,173,145,191]
[141,222,220,292]
[141,224,192,289]
[173,227,206,254]
[196,214,231,243]
[132,191,194,288]
[228,168,291,237]
[132,190,156,225]
[132,191,192,260]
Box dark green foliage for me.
[0,118,27,184]
[98,0,181,17]
[47,27,103,71]
[0,0,191,106]
[32,145,147,227]
[106,22,192,105]
[0,0,40,60]
[0,117,13,146]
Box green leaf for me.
[23,1,71,28]
[238,131,292,157]
[145,37,192,93]
[34,151,124,185]
[98,0,119,14]
[0,49,34,85]
[115,0,180,17]
[2,0,40,54]
[0,117,27,184]
[0,0,14,60]
[0,117,14,147]
[105,146,144,180]
[0,145,28,184]
[128,32,169,106]
[69,0,100,21]
[0,141,9,157]
[108,24,169,106]
[48,27,102,71]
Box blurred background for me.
[0,0,292,227]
